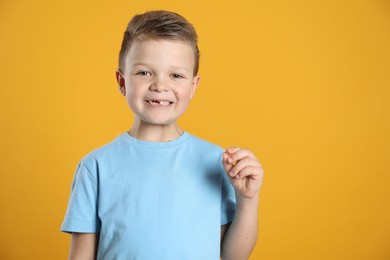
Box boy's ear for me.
[190,75,200,99]
[116,69,126,96]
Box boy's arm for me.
[69,233,99,260]
[221,197,259,259]
[221,147,264,260]
[221,223,230,242]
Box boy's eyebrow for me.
[132,62,151,67]
[132,62,191,72]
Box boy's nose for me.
[149,77,169,92]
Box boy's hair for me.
[118,10,200,75]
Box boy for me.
[61,10,264,260]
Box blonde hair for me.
[118,10,200,75]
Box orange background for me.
[0,0,389,259]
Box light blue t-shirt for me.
[61,131,236,259]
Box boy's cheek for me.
[174,90,191,101]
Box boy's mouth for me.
[145,100,174,106]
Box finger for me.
[227,148,257,165]
[222,152,233,173]
[225,147,242,165]
[228,156,257,178]
[226,147,242,155]
[235,166,263,180]
[225,147,243,165]
[222,151,231,165]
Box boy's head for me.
[118,10,200,76]
[116,10,201,128]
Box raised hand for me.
[222,147,264,201]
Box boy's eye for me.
[136,71,151,76]
[171,73,184,79]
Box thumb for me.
[222,151,233,174]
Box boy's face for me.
[116,39,200,127]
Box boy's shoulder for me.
[79,133,125,164]
[189,133,225,153]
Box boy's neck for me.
[128,122,184,142]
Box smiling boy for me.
[120,39,198,139]
[61,10,264,260]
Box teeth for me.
[147,100,171,106]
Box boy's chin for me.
[140,118,178,127]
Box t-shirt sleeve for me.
[220,156,236,225]
[61,160,100,233]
